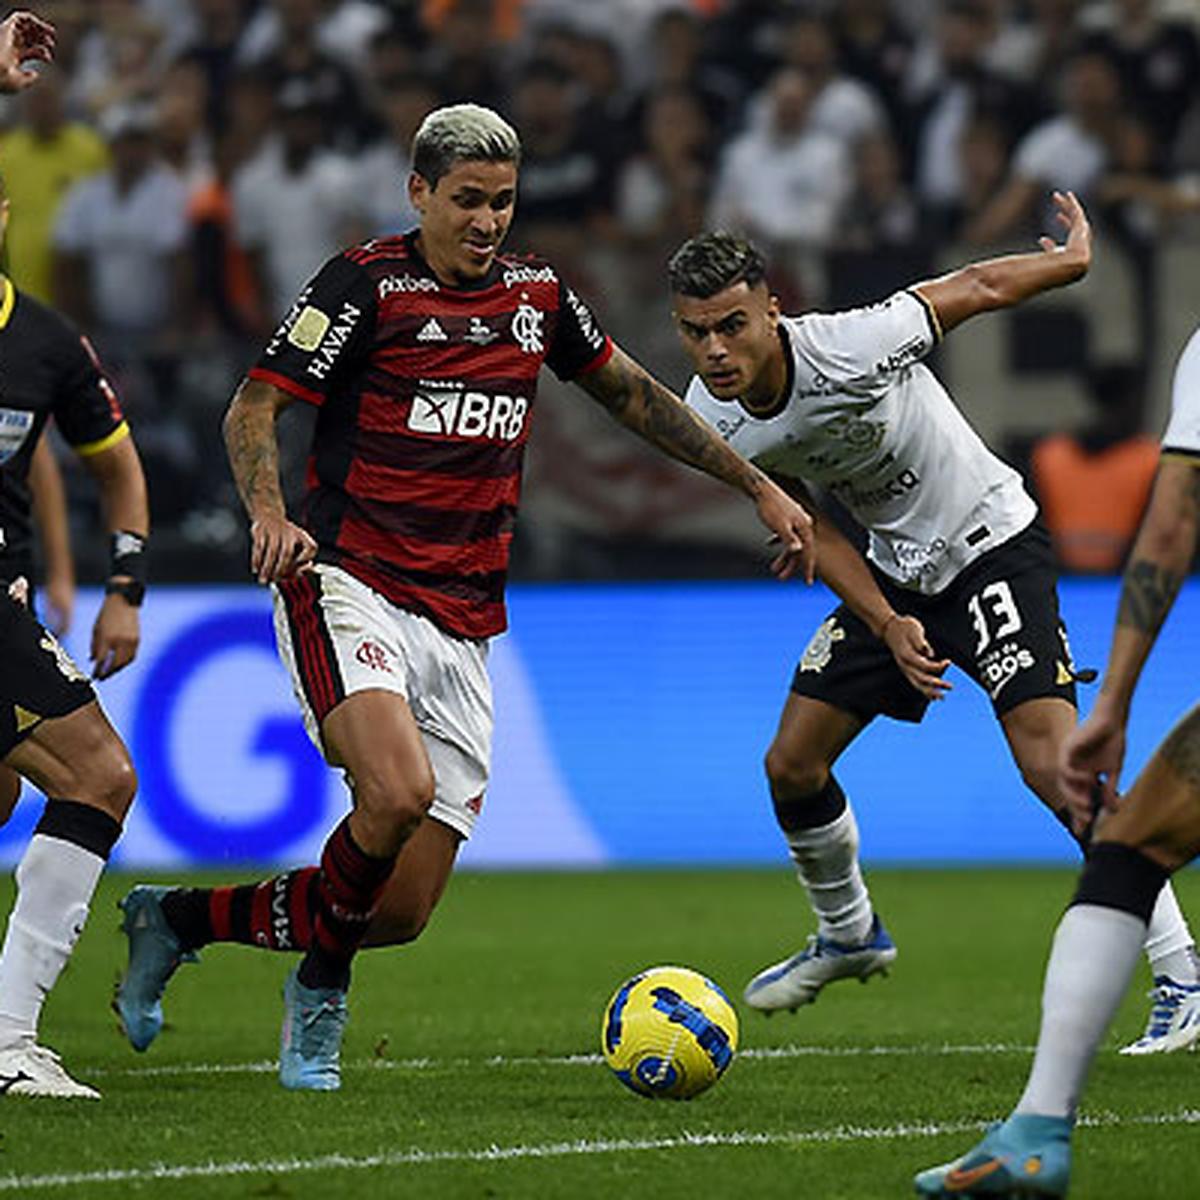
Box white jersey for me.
[684,290,1037,594]
[1161,324,1200,457]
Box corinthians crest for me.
[799,617,846,673]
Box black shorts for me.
[0,591,95,758]
[790,522,1080,724]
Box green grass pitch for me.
[4,866,1198,1198]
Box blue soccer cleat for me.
[913,1114,1072,1197]
[743,914,897,1012]
[1119,975,1200,1055]
[279,967,348,1091]
[115,885,197,1052]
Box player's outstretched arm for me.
[574,344,815,581]
[774,475,950,699]
[912,190,1091,335]
[1061,457,1200,827]
[0,10,53,93]
[223,378,316,585]
[78,434,149,678]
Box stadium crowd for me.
[4,0,1199,581]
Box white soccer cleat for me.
[743,914,897,1012]
[1120,975,1200,1055]
[0,1041,100,1099]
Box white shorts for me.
[272,563,493,839]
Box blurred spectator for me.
[708,66,850,303]
[965,49,1124,245]
[629,6,746,139]
[231,77,361,320]
[773,13,889,151]
[909,0,1038,224]
[189,126,265,340]
[239,0,391,74]
[833,0,917,140]
[986,0,1083,106]
[1031,362,1159,573]
[616,85,710,247]
[507,57,614,275]
[1080,0,1200,156]
[176,0,252,134]
[155,58,213,190]
[422,0,508,112]
[948,114,1013,238]
[52,100,189,343]
[0,66,107,302]
[68,0,166,118]
[828,129,934,307]
[238,0,370,150]
[355,72,440,237]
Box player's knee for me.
[356,767,435,838]
[84,741,137,819]
[764,742,827,803]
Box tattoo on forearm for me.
[1158,703,1200,788]
[224,402,282,516]
[586,358,759,493]
[1117,559,1182,635]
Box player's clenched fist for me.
[0,10,54,93]
[249,513,317,584]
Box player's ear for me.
[766,292,781,323]
[407,171,428,214]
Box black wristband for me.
[110,531,147,584]
[105,578,145,607]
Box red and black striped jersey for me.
[248,232,612,639]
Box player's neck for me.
[740,327,791,416]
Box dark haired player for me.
[116,102,816,1091]
[665,194,1200,1054]
[0,154,150,1099]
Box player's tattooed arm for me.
[576,345,816,580]
[223,379,316,584]
[1095,458,1200,716]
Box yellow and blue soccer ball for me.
[601,965,739,1099]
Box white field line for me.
[2,1110,1198,1192]
[96,1041,1037,1079]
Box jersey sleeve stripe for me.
[0,278,15,329]
[907,288,943,343]
[72,420,130,457]
[247,367,325,406]
[572,337,614,378]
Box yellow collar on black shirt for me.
[0,277,15,330]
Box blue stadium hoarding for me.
[3,578,1195,868]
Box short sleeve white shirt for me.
[684,291,1037,593]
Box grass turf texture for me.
[4,867,1199,1198]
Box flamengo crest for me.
[511,303,544,354]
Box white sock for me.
[784,804,874,944]
[0,834,106,1047]
[1143,882,1199,983]
[1015,904,1146,1119]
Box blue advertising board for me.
[3,578,1196,868]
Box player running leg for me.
[1002,695,1200,1054]
[0,703,133,1099]
[916,706,1200,1198]
[743,695,896,1012]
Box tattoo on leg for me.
[1158,704,1200,788]
[1117,559,1182,635]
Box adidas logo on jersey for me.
[416,318,448,343]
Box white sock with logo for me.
[1143,882,1200,983]
[1014,904,1145,1119]
[0,835,105,1048]
[784,804,875,945]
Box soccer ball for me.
[601,965,739,1099]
